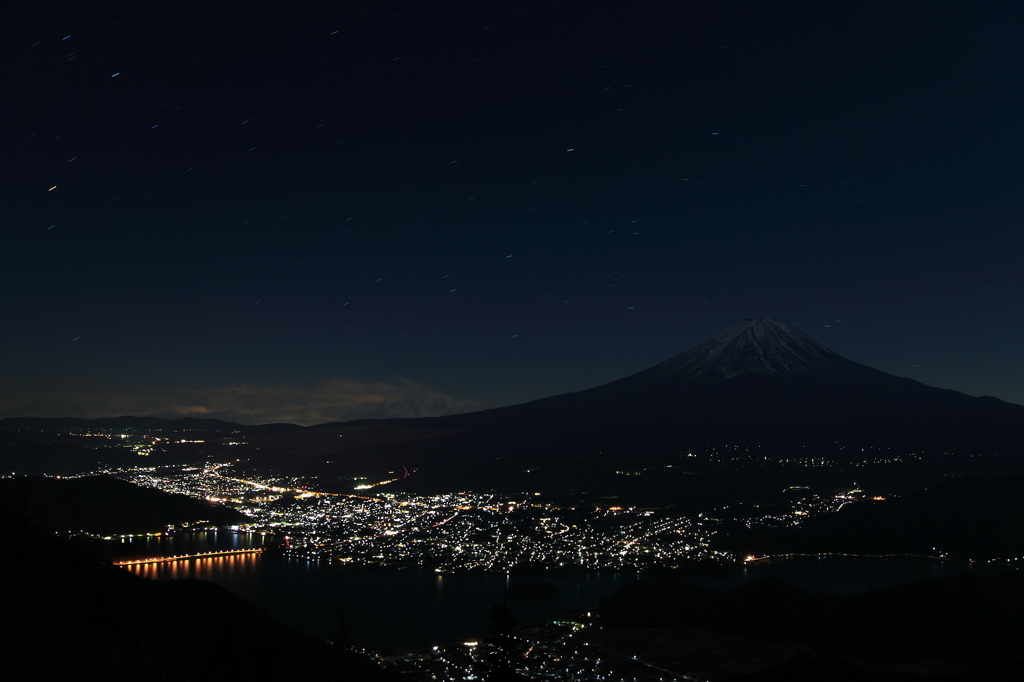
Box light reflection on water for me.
[121,551,635,648]
[116,530,274,558]
[684,554,1007,595]
[124,552,264,582]
[117,533,1011,649]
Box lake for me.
[119,532,1010,649]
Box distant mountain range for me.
[5,318,1020,447]
[399,316,1023,449]
[249,318,1022,467]
[0,415,301,436]
[714,473,1024,561]
[4,319,1022,492]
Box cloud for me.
[0,378,480,426]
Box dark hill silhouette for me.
[599,570,1024,670]
[0,475,247,534]
[0,415,303,436]
[716,474,1024,560]
[0,432,143,475]
[0,502,405,681]
[6,320,1022,497]
[0,418,303,475]
[719,653,1023,682]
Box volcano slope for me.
[240,318,1024,499]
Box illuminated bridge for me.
[114,548,264,566]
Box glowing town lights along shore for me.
[113,548,264,566]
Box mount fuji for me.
[622,317,870,381]
[250,318,1022,492]
[446,316,1022,447]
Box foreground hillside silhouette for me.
[0,502,405,681]
[598,571,1024,680]
[716,474,1024,560]
[0,474,247,535]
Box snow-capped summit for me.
[249,317,1023,490]
[638,317,848,382]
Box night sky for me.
[3,0,1022,425]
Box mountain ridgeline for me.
[332,318,1019,448]
[181,317,1018,501]
[471,317,1023,447]
[4,319,1021,496]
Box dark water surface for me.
[119,533,1008,649]
[684,554,1007,594]
[115,529,278,555]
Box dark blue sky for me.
[3,0,1022,424]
